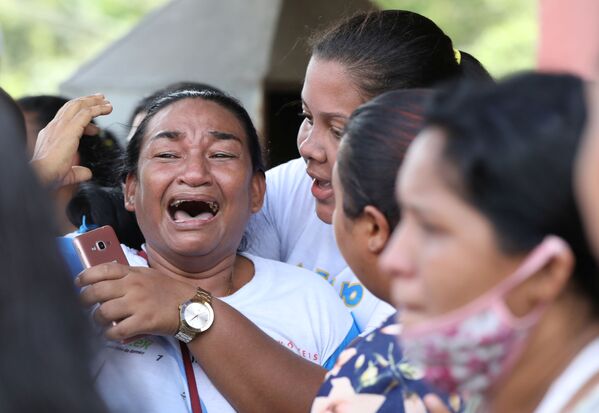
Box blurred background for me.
[0,0,537,166]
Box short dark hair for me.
[123,89,264,181]
[17,95,68,129]
[425,72,599,314]
[310,10,492,100]
[337,89,431,229]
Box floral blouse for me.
[311,314,462,413]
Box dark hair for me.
[458,51,493,83]
[0,89,27,146]
[425,72,599,314]
[67,182,145,250]
[78,129,124,187]
[0,89,108,412]
[337,89,431,229]
[17,94,124,187]
[310,10,493,101]
[17,95,68,129]
[124,89,264,181]
[128,81,224,126]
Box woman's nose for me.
[298,125,327,163]
[177,157,212,187]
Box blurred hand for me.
[77,263,196,341]
[31,94,112,187]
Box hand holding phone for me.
[72,225,128,268]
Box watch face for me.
[183,302,214,331]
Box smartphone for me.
[72,225,128,268]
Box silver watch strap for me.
[175,330,194,343]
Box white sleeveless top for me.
[534,337,599,413]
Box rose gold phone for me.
[72,225,128,268]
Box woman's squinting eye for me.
[211,152,236,159]
[418,218,445,235]
[155,152,179,159]
[331,127,344,140]
[298,111,314,126]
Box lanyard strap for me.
[140,248,202,412]
[179,342,203,413]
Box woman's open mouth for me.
[310,178,333,202]
[167,199,219,223]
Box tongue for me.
[174,210,213,222]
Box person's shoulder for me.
[266,157,306,178]
[355,314,401,349]
[265,158,311,193]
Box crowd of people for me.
[2,3,599,413]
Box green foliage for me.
[374,0,538,78]
[0,0,166,97]
[0,0,536,96]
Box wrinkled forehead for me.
[142,98,247,146]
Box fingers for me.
[70,101,113,127]
[78,266,192,341]
[55,94,111,120]
[31,93,113,187]
[423,394,452,413]
[120,334,148,345]
[76,262,130,287]
[83,123,101,136]
[104,315,147,342]
[93,297,132,327]
[64,166,93,186]
[80,277,127,308]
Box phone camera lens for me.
[97,241,106,250]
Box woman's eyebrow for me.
[301,99,348,120]
[149,130,242,143]
[150,130,181,141]
[209,130,242,143]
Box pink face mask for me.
[399,236,567,398]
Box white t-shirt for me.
[246,157,395,333]
[95,246,359,413]
[534,336,599,413]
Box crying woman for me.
[75,90,357,413]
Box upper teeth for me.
[170,200,218,213]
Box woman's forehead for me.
[145,98,246,140]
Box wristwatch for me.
[175,287,214,343]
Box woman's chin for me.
[158,233,218,258]
[315,203,334,224]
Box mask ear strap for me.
[402,235,570,337]
[494,235,569,297]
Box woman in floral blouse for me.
[311,89,462,413]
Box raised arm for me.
[30,94,112,187]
